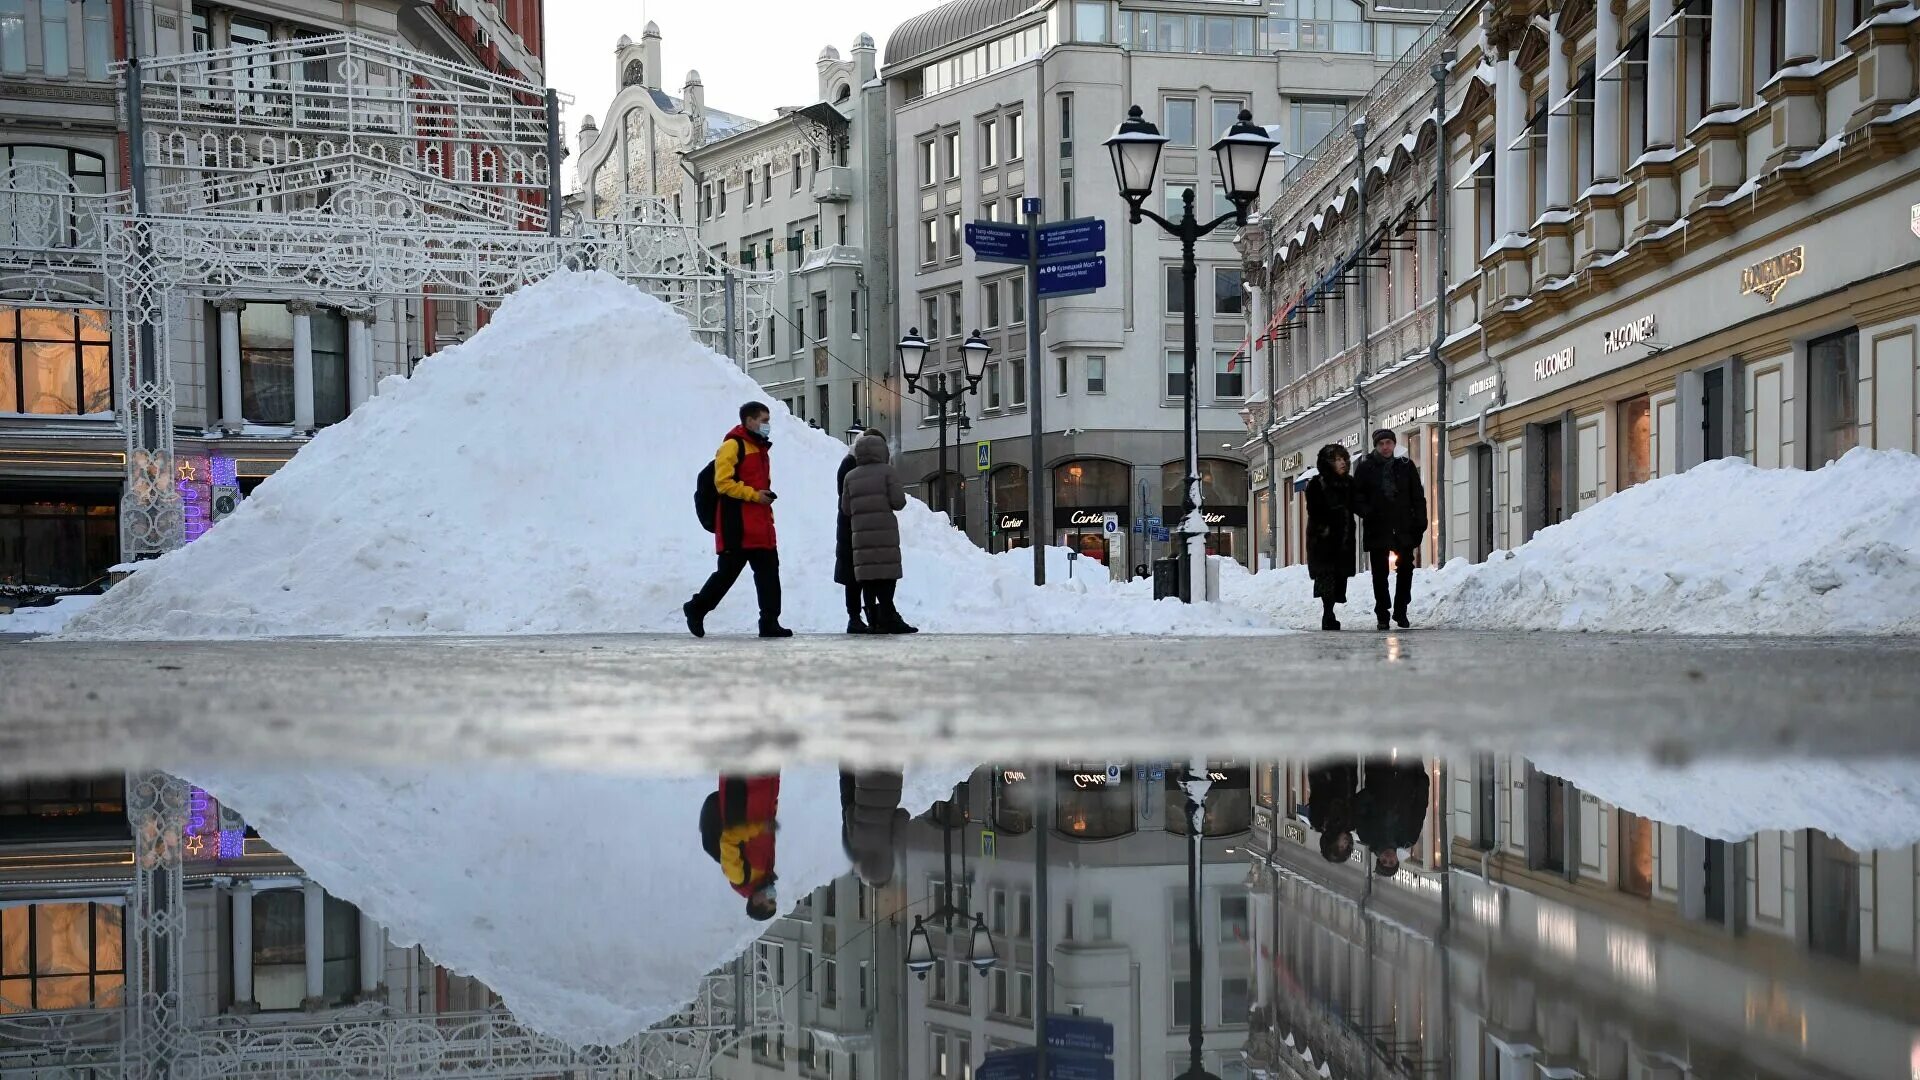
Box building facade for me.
[882,0,1444,575]
[1243,0,1920,572]
[0,0,547,599]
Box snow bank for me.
[0,594,100,635]
[59,271,1272,639]
[1531,756,1920,854]
[188,763,969,1047]
[1221,449,1920,634]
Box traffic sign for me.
[1022,196,1043,216]
[981,828,997,859]
[1046,1016,1116,1056]
[966,221,1030,264]
[1131,520,1144,535]
[1146,515,1164,529]
[1104,763,1121,782]
[1149,765,1166,781]
[1037,217,1106,260]
[1151,526,1170,542]
[977,440,992,472]
[1101,512,1119,535]
[1036,255,1105,298]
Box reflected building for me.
[1243,757,1920,1080]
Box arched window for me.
[834,83,851,103]
[622,59,644,87]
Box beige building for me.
[1242,0,1920,570]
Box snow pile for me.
[0,594,99,635]
[1221,448,1920,634]
[58,271,1273,639]
[1532,756,1920,853]
[188,763,969,1047]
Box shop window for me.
[0,776,126,842]
[1806,329,1859,466]
[0,901,125,1011]
[1164,765,1252,835]
[1618,811,1654,897]
[1618,395,1652,489]
[236,303,295,424]
[0,306,110,415]
[988,466,1030,553]
[0,496,118,589]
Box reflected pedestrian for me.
[1304,443,1357,631]
[1354,758,1430,878]
[1352,429,1427,631]
[699,773,782,920]
[839,768,910,887]
[1306,759,1358,863]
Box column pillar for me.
[1493,53,1522,236]
[1592,0,1622,183]
[1782,0,1821,66]
[302,880,327,1010]
[214,299,245,432]
[1545,18,1572,211]
[1644,0,1677,150]
[288,300,317,433]
[346,309,375,408]
[1707,0,1748,113]
[357,910,384,1001]
[230,881,257,1013]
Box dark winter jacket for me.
[1353,760,1430,853]
[1304,444,1357,582]
[700,774,781,898]
[711,425,777,553]
[841,433,906,582]
[1305,761,1358,836]
[1351,449,1427,554]
[833,454,857,587]
[839,769,910,887]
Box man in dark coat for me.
[839,769,910,887]
[834,446,866,634]
[1303,443,1357,631]
[1305,759,1358,863]
[1353,758,1430,878]
[1350,428,1427,630]
[700,773,782,920]
[686,402,791,638]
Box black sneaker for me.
[683,601,706,638]
[759,622,795,639]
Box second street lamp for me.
[898,327,991,527]
[1107,106,1277,602]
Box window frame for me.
[1163,97,1197,148]
[1,305,112,416]
[1086,354,1106,394]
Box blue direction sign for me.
[1037,218,1106,260]
[1036,255,1105,298]
[966,221,1030,264]
[978,1049,1114,1080]
[1046,1016,1116,1056]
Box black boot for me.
[881,605,919,635]
[847,614,870,634]
[1393,608,1410,629]
[683,601,706,639]
[1376,610,1390,631]
[1320,601,1340,632]
[758,619,793,638]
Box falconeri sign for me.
[1740,245,1805,303]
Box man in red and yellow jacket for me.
[699,773,781,921]
[685,402,791,638]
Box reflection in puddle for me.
[0,755,1914,1078]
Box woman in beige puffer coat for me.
[839,430,917,634]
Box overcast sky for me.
[546,1,919,135]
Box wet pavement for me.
[4,630,1917,778]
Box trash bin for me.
[1151,557,1180,601]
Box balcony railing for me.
[1268,301,1436,425]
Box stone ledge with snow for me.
[56,271,1274,640]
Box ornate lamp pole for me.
[1107,107,1278,601]
[905,785,999,981]
[1176,761,1218,1080]
[898,328,992,525]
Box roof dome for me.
[684,69,702,85]
[854,32,876,50]
[819,45,841,61]
[883,0,1036,66]
[616,34,632,47]
[643,20,661,36]
[580,114,598,129]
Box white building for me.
[880,0,1445,573]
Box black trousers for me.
[860,579,896,614]
[1369,547,1414,617]
[691,549,782,621]
[843,582,863,618]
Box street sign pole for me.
[1025,198,1046,587]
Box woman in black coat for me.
[833,450,864,633]
[1304,443,1357,630]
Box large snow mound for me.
[188,763,970,1047]
[59,272,1272,639]
[1218,448,1920,634]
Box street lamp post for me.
[898,328,992,526]
[905,784,999,982]
[1107,107,1278,602]
[1177,760,1218,1080]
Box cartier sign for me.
[996,512,1027,532]
[1053,507,1128,528]
[1740,245,1805,303]
[1603,314,1658,354]
[1532,346,1575,381]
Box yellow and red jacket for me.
[700,774,780,898]
[712,425,777,552]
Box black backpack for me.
[693,436,745,533]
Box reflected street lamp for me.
[898,327,991,528]
[904,783,999,982]
[1107,106,1277,602]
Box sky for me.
[544,1,918,137]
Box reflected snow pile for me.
[1220,448,1920,634]
[187,764,968,1047]
[59,271,1272,639]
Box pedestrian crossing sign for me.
[976,441,991,472]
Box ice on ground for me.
[1217,448,1920,635]
[0,594,100,635]
[1530,756,1920,854]
[188,763,969,1048]
[58,271,1273,640]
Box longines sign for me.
[1740,245,1805,303]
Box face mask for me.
[755,422,773,438]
